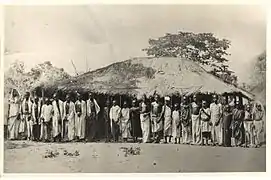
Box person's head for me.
[246,104,251,112]
[106,99,110,107]
[25,92,30,99]
[12,89,18,97]
[123,101,128,108]
[256,104,262,111]
[213,94,218,103]
[174,103,179,110]
[53,93,58,101]
[165,96,170,106]
[224,104,230,112]
[142,94,147,102]
[77,93,81,101]
[154,94,159,102]
[89,92,93,100]
[202,100,207,108]
[236,101,242,109]
[193,94,197,102]
[34,96,39,104]
[45,98,50,105]
[66,94,70,102]
[113,100,117,106]
[229,95,235,102]
[222,96,228,105]
[132,99,137,107]
[183,96,188,104]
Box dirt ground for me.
[4,140,266,173]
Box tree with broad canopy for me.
[142,31,237,85]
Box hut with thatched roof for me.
[37,57,253,102]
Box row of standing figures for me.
[7,91,265,148]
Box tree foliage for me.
[250,51,266,92]
[143,31,238,85]
[4,61,70,97]
[210,65,238,86]
[9,60,25,74]
[241,51,266,104]
[143,31,231,66]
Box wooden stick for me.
[7,97,11,139]
[120,94,122,108]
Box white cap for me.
[165,96,170,101]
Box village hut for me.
[36,57,254,104]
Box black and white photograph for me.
[2,4,266,173]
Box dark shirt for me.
[65,102,70,115]
[104,107,110,121]
[34,104,39,123]
[75,101,82,113]
[181,104,191,127]
[25,101,29,113]
[89,100,96,116]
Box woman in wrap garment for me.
[161,96,172,144]
[231,101,245,147]
[222,104,232,147]
[63,95,76,141]
[181,96,191,144]
[130,99,142,143]
[7,89,21,140]
[120,101,130,142]
[74,93,87,141]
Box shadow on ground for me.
[4,141,33,150]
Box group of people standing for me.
[7,89,265,148]
[7,90,100,142]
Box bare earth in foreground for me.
[4,140,265,173]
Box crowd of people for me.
[6,89,265,148]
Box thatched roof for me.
[43,57,254,99]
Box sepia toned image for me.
[3,4,266,173]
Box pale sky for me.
[4,5,266,83]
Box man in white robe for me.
[63,94,76,141]
[40,98,53,142]
[20,92,33,140]
[110,100,121,142]
[120,101,130,142]
[7,89,21,140]
[86,93,100,142]
[151,94,163,143]
[75,93,87,141]
[52,93,64,142]
[210,94,223,146]
[140,94,151,143]
[161,96,172,143]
